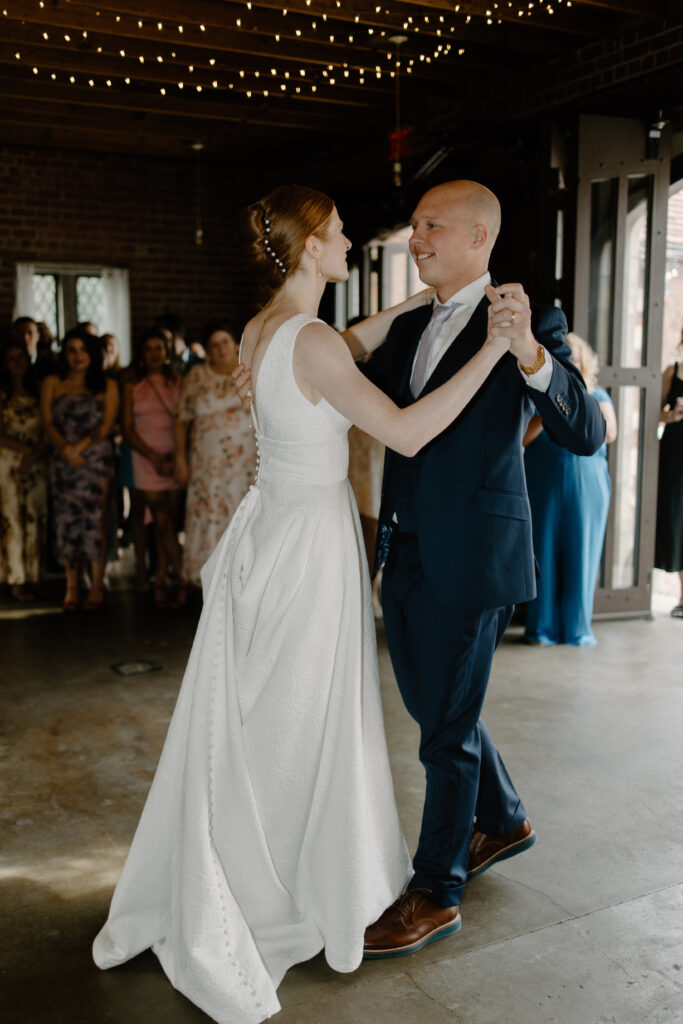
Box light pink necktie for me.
[410,302,464,397]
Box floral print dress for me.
[49,393,114,563]
[177,362,257,585]
[0,394,47,585]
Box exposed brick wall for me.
[0,144,259,346]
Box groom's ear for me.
[472,223,488,249]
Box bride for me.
[92,185,510,1024]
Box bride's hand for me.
[232,363,253,410]
[483,331,512,357]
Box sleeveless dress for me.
[655,363,683,572]
[93,315,412,1024]
[130,374,182,491]
[177,363,257,585]
[49,392,114,563]
[524,387,613,646]
[0,392,47,585]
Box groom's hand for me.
[485,283,538,366]
[232,363,253,410]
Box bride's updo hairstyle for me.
[244,185,335,293]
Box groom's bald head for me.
[409,180,501,301]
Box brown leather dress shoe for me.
[468,818,536,878]
[363,889,461,959]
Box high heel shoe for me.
[83,584,104,611]
[63,585,80,612]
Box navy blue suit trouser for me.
[382,531,527,907]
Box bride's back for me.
[242,313,351,489]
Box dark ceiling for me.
[1,0,681,190]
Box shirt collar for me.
[434,271,491,312]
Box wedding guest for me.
[116,356,149,593]
[0,341,47,600]
[155,312,202,376]
[41,327,119,610]
[77,321,99,336]
[123,327,186,607]
[37,321,54,350]
[11,317,39,358]
[524,333,617,645]
[655,330,683,618]
[36,322,58,376]
[100,333,125,572]
[101,333,122,376]
[173,320,256,585]
[12,316,56,382]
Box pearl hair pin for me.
[261,213,286,274]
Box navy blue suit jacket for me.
[364,294,606,611]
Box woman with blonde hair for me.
[523,331,617,645]
[93,184,511,1023]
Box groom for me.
[360,180,606,957]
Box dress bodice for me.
[51,391,104,444]
[178,363,244,420]
[250,314,351,488]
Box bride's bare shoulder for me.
[297,319,346,356]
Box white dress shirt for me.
[409,270,552,394]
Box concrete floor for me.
[2,582,682,1024]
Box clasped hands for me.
[485,283,538,365]
[232,282,540,411]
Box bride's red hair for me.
[242,185,335,293]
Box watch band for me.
[520,344,546,376]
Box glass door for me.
[574,115,671,617]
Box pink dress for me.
[131,375,181,491]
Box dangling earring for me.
[316,258,323,279]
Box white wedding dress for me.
[93,314,412,1024]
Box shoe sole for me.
[362,916,462,960]
[468,831,536,879]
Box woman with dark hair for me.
[0,341,47,600]
[94,185,511,1022]
[655,329,683,617]
[41,327,119,610]
[122,327,186,606]
[173,319,257,585]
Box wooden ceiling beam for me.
[2,2,483,86]
[0,41,403,111]
[389,0,658,22]
[0,19,496,91]
[70,0,573,53]
[0,102,309,150]
[4,1,393,68]
[2,13,505,96]
[547,0,663,15]
[0,73,384,133]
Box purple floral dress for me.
[49,393,114,562]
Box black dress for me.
[655,363,683,572]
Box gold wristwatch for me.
[520,345,546,376]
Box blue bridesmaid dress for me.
[524,388,612,646]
